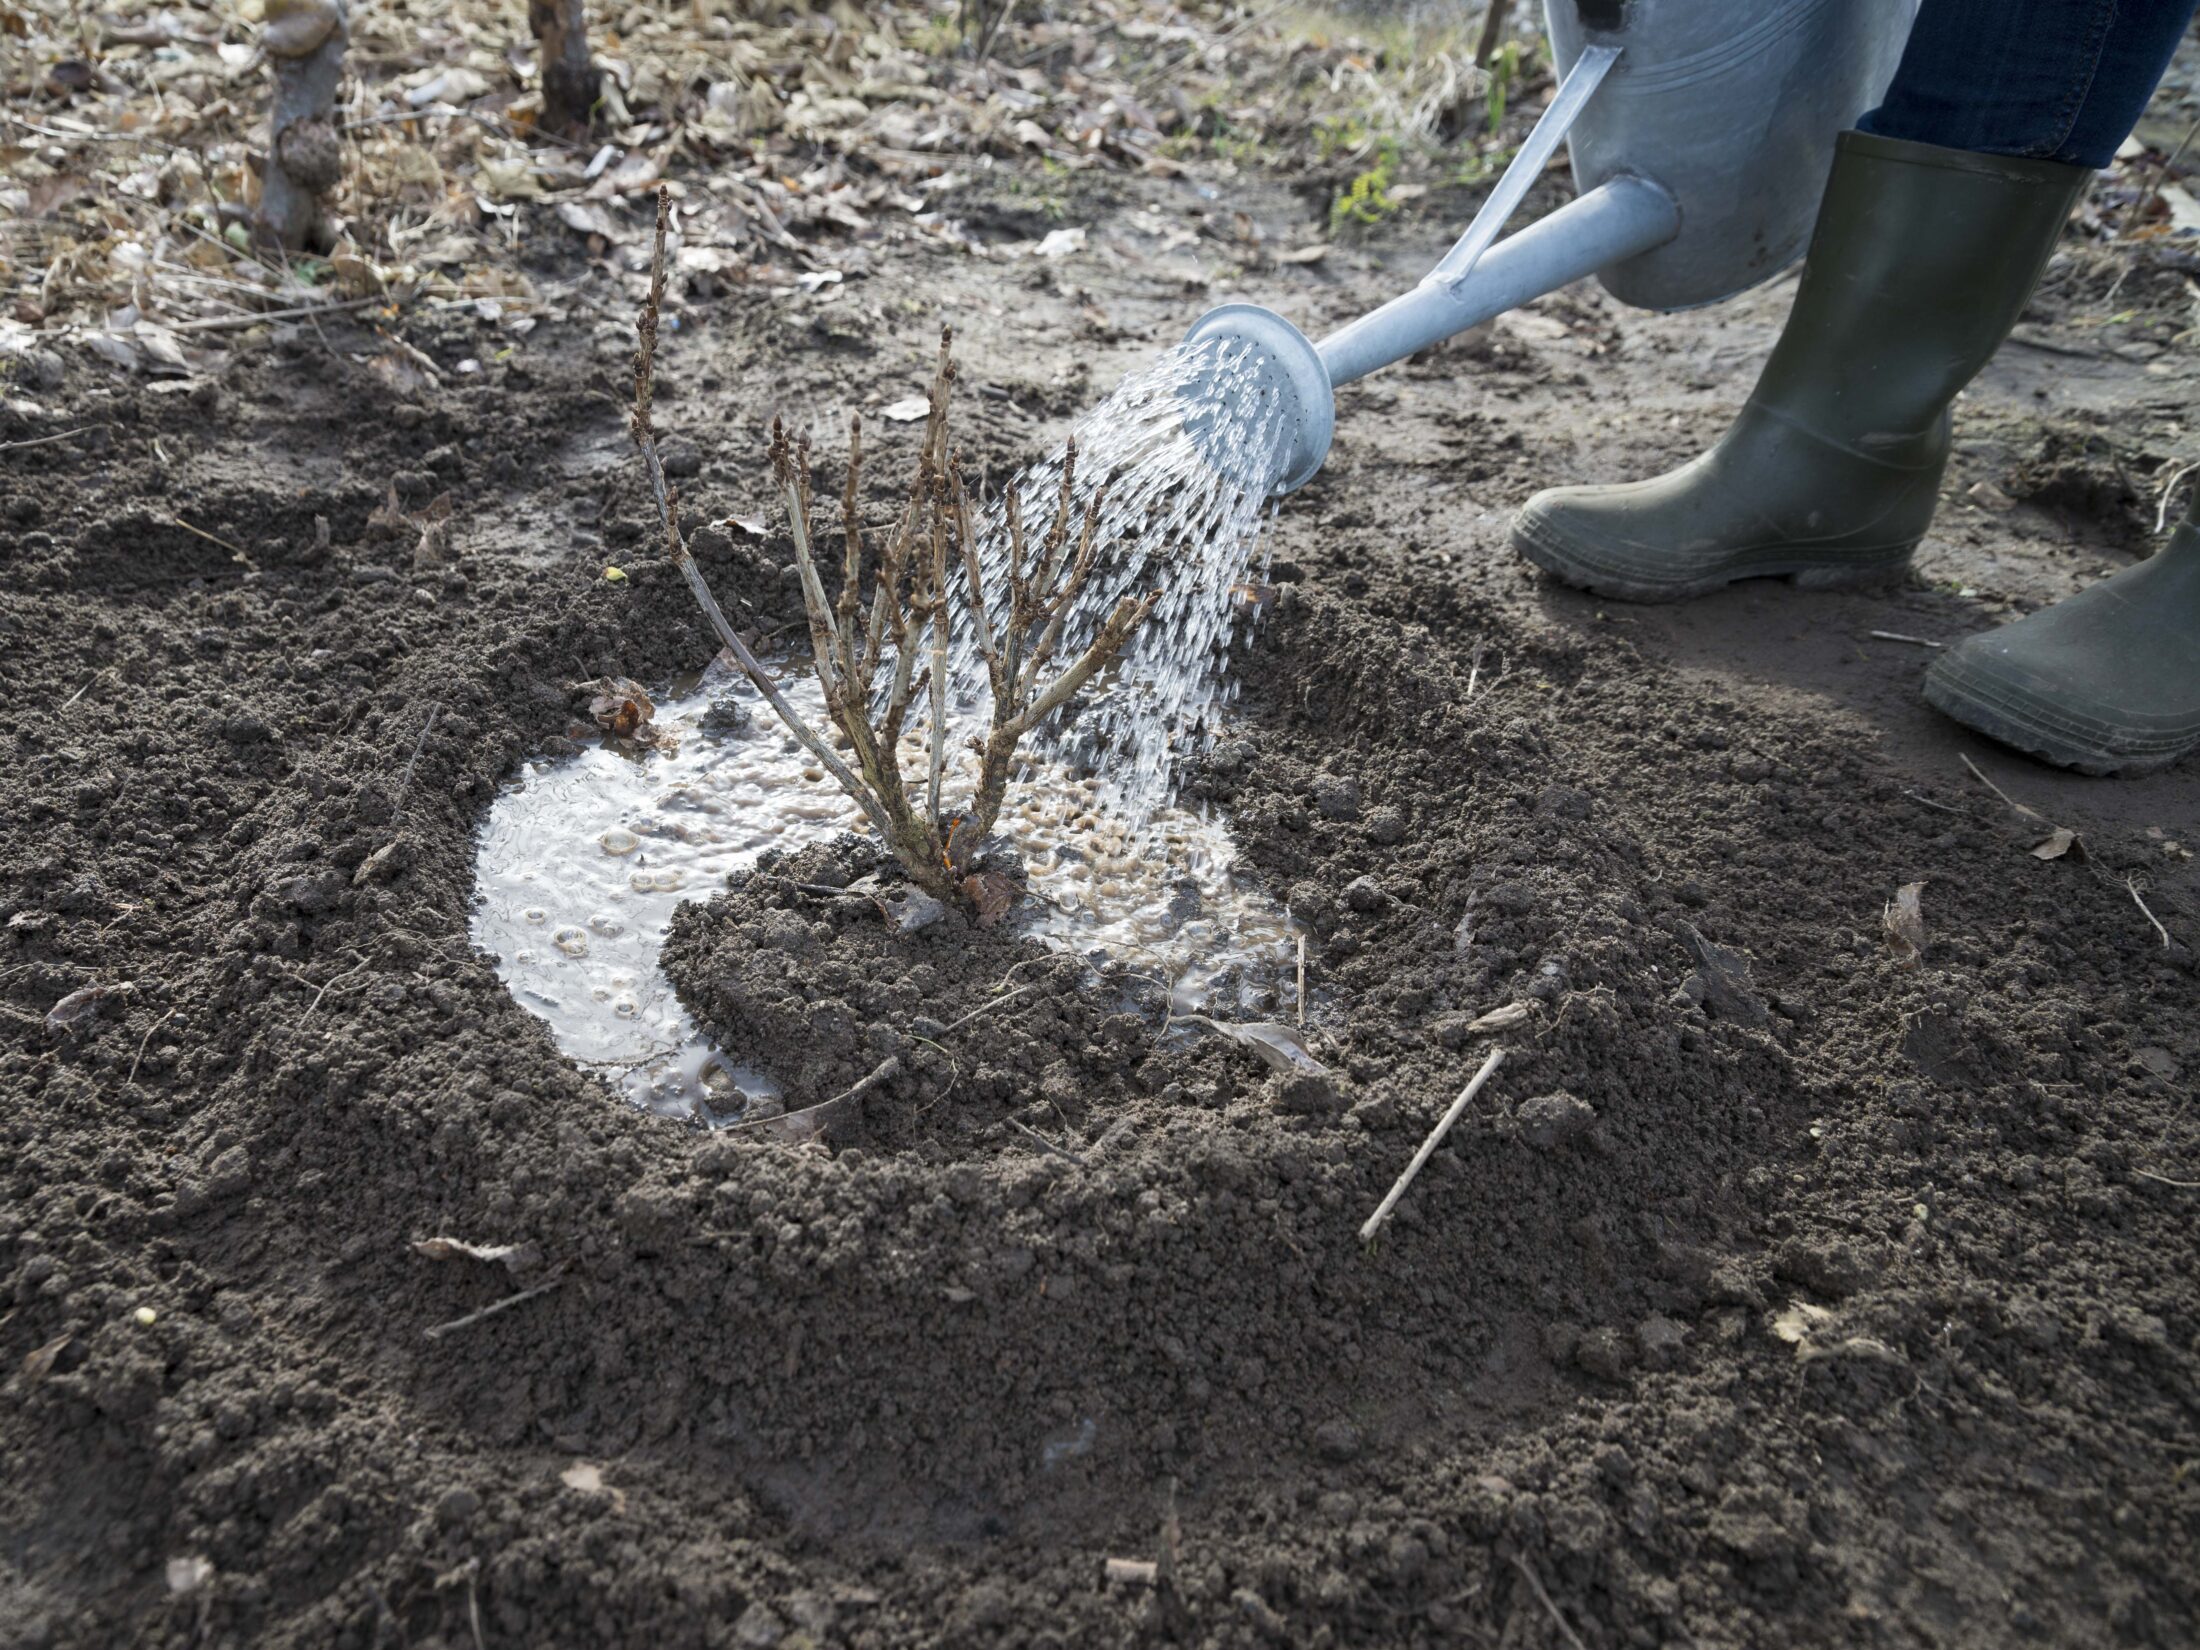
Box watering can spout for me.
[1314,172,1680,392]
[1177,170,1677,497]
[1178,304,1336,496]
[1179,40,1677,497]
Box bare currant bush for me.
[627,188,1155,915]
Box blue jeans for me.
[1859,0,2198,168]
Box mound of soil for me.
[4,169,2197,1650]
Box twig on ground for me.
[62,669,113,710]
[1296,932,1308,1032]
[2154,459,2200,534]
[2125,114,2200,240]
[129,1008,178,1085]
[166,295,384,332]
[1511,1554,1589,1650]
[2132,1167,2200,1189]
[1006,1115,1088,1167]
[395,701,441,804]
[1902,788,1965,815]
[1959,752,2051,822]
[423,1275,563,1341]
[1360,1047,1507,1243]
[168,515,250,558]
[1867,630,1945,649]
[2128,878,2173,948]
[1466,638,1487,698]
[0,426,105,454]
[938,979,1041,1035]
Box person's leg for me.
[1860,0,2198,169]
[1509,137,2086,601]
[1925,480,2200,775]
[1512,0,2194,606]
[1873,1,2200,773]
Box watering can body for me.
[1549,0,1918,310]
[1183,0,1921,491]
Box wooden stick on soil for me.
[2132,1167,2200,1189]
[1359,1047,1506,1244]
[1511,1553,1589,1650]
[2128,878,2173,948]
[423,1275,564,1341]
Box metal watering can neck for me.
[1312,42,1678,393]
[1184,42,1674,495]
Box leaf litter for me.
[4,0,1511,386]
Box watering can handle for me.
[1428,42,1623,294]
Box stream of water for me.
[953,334,1292,823]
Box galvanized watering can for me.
[1185,0,1918,493]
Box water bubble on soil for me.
[473,660,1295,1123]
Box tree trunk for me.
[257,0,349,252]
[530,0,602,136]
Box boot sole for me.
[1923,653,2196,777]
[1512,512,1916,605]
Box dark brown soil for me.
[5,159,2198,1650]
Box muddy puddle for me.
[472,660,1296,1120]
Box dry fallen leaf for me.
[876,886,946,934]
[1173,1014,1327,1075]
[879,395,930,423]
[584,676,656,740]
[45,982,132,1036]
[2030,827,2082,861]
[1676,922,1770,1028]
[1462,1000,1535,1035]
[1884,881,1928,967]
[960,869,1016,927]
[1770,1301,1833,1347]
[20,1333,72,1380]
[414,1236,542,1273]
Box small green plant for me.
[1330,135,1403,235]
[1314,113,1372,163]
[1452,143,1514,188]
[1485,39,1521,135]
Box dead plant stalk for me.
[628,186,1156,910]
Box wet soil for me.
[5,154,2198,1650]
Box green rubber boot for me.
[1924,484,2200,774]
[1511,132,2089,602]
